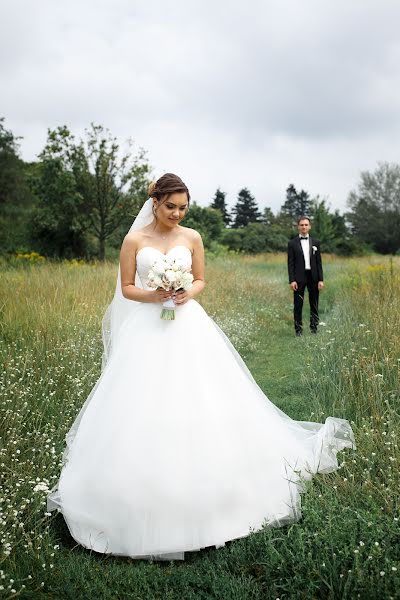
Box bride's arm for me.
[120,235,172,304]
[173,231,205,305]
[190,231,205,297]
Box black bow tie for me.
[300,236,309,240]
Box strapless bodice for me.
[136,245,192,289]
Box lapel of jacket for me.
[309,236,313,263]
[296,236,306,267]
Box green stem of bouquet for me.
[161,308,175,320]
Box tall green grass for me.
[0,254,399,599]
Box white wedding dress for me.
[48,245,355,560]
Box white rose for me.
[181,272,194,289]
[153,260,167,275]
[165,270,177,283]
[175,272,186,287]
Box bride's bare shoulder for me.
[121,230,145,251]
[179,225,202,244]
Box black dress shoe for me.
[296,331,303,337]
[310,329,317,334]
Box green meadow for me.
[0,253,399,599]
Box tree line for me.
[1,118,400,259]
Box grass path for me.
[227,257,338,421]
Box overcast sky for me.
[1,0,400,213]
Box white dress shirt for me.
[300,235,311,270]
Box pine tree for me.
[262,206,275,226]
[297,189,311,217]
[280,184,311,223]
[232,188,261,228]
[280,184,297,221]
[210,187,230,225]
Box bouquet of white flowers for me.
[147,257,194,320]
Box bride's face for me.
[155,192,189,227]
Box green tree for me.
[0,118,34,253]
[32,124,152,260]
[221,222,288,254]
[78,124,151,260]
[273,211,295,241]
[308,198,362,255]
[330,210,364,255]
[239,223,267,253]
[182,204,224,249]
[232,188,261,228]
[30,153,89,258]
[265,223,290,252]
[220,228,244,252]
[280,184,311,225]
[309,198,336,252]
[0,118,21,206]
[262,206,275,226]
[347,162,400,254]
[210,188,230,225]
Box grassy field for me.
[0,253,399,599]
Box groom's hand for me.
[290,281,298,291]
[318,281,324,290]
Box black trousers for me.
[294,271,319,333]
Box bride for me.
[47,172,355,560]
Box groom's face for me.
[297,219,311,236]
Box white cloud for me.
[1,0,400,212]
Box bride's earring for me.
[152,204,157,217]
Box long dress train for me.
[47,245,355,560]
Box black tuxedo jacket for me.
[287,236,324,284]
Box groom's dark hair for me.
[297,215,311,224]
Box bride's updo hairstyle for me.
[148,173,191,206]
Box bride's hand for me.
[173,289,192,305]
[148,288,172,303]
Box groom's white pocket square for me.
[312,245,318,254]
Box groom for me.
[287,216,324,336]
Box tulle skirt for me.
[48,299,355,559]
